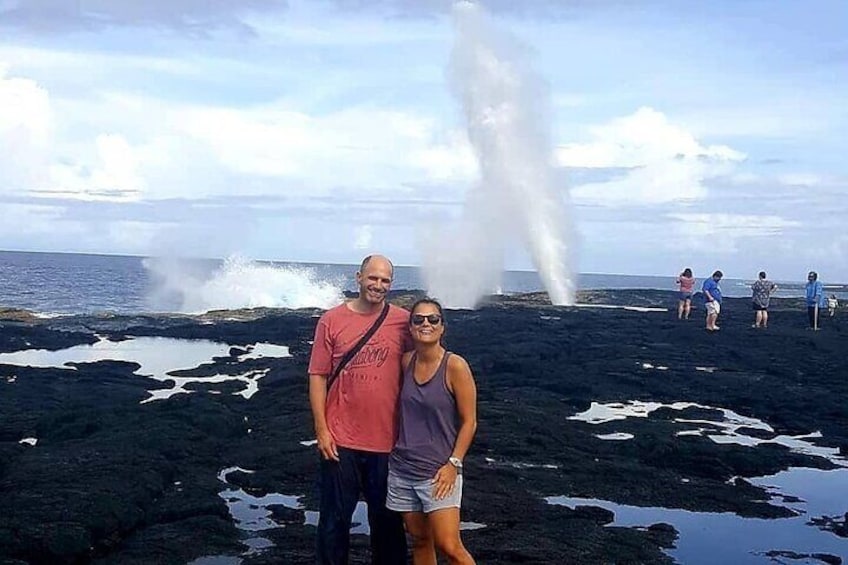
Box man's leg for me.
[317,447,361,565]
[361,452,407,564]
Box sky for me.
[1,0,846,281]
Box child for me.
[827,295,838,317]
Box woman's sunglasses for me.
[411,314,442,326]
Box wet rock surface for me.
[0,290,846,564]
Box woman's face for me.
[410,303,444,344]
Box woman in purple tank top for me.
[386,298,478,564]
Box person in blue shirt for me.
[702,270,723,331]
[805,271,825,329]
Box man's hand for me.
[316,428,339,462]
[432,463,457,500]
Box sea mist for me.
[422,1,576,307]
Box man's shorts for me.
[705,301,721,315]
[386,470,463,514]
[752,303,768,311]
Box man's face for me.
[356,258,393,305]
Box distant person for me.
[308,254,410,564]
[804,271,826,329]
[702,270,723,331]
[751,271,777,328]
[676,268,695,320]
[387,298,478,565]
[827,295,838,317]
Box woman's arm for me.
[446,355,478,462]
[433,354,478,499]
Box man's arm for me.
[309,373,339,462]
[307,315,339,462]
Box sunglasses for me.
[411,314,442,326]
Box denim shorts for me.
[679,291,693,301]
[385,470,463,514]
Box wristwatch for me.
[448,456,463,470]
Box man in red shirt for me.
[308,255,410,564]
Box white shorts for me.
[705,301,721,316]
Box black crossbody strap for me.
[326,302,390,391]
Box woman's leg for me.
[403,512,436,565]
[684,299,691,319]
[678,300,684,319]
[428,508,474,565]
[762,310,769,327]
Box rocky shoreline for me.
[1,290,846,564]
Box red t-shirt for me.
[308,302,411,453]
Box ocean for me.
[0,250,844,316]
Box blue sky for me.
[1,0,846,281]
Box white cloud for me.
[775,173,823,187]
[173,103,477,194]
[354,225,373,249]
[668,212,801,252]
[0,0,288,34]
[557,107,746,206]
[45,134,144,201]
[0,58,476,204]
[0,66,51,192]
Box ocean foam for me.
[145,255,343,313]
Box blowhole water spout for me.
[422,2,576,307]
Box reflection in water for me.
[595,433,634,441]
[0,337,291,403]
[214,450,489,561]
[570,400,847,467]
[546,467,848,565]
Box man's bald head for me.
[355,255,395,308]
[360,255,394,277]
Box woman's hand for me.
[432,463,457,500]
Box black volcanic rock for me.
[1,291,847,563]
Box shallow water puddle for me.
[574,303,669,313]
[214,465,369,558]
[0,337,291,403]
[546,467,848,564]
[570,400,847,467]
[215,457,487,559]
[485,456,560,470]
[595,433,635,441]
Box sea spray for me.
[144,255,343,313]
[421,1,576,307]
